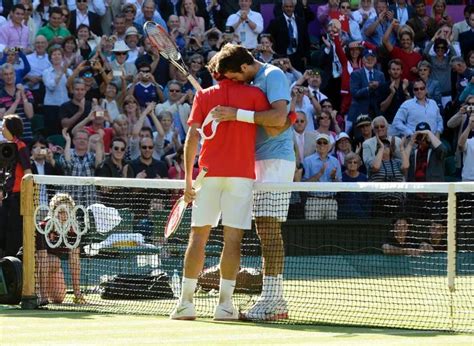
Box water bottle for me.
[171,269,181,298]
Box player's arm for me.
[210,100,288,127]
[183,124,200,203]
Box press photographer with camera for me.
[458,106,474,182]
[0,114,31,257]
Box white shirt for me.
[225,9,263,49]
[294,130,305,163]
[76,11,90,28]
[26,52,51,90]
[462,137,474,181]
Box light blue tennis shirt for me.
[252,64,295,162]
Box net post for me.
[447,183,456,293]
[20,174,37,309]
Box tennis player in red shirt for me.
[170,59,271,321]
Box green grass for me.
[1,306,473,345]
[29,276,474,332]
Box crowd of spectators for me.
[0,0,473,257]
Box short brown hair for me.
[214,44,254,74]
[3,114,24,138]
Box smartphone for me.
[113,70,122,77]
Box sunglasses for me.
[124,9,135,13]
[140,70,151,73]
[467,103,474,106]
[113,146,125,152]
[24,7,32,11]
[295,120,305,123]
[191,60,203,64]
[169,89,181,92]
[141,145,154,150]
[317,141,329,145]
[340,5,350,9]
[115,52,127,56]
[374,125,386,129]
[413,87,426,91]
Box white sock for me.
[181,277,197,303]
[218,278,236,305]
[261,275,284,300]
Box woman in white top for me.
[42,46,72,136]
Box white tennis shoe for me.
[214,303,239,321]
[240,298,288,321]
[170,301,196,320]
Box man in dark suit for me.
[68,0,102,37]
[266,0,310,72]
[347,48,385,133]
[389,0,414,25]
[458,9,474,60]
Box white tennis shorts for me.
[254,159,295,222]
[191,177,254,230]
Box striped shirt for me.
[0,87,34,142]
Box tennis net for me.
[20,175,474,332]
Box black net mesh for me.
[27,177,473,332]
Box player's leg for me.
[170,178,221,320]
[48,254,66,304]
[242,159,294,321]
[214,177,253,321]
[69,247,85,304]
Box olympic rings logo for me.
[34,205,89,250]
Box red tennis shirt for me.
[188,79,270,179]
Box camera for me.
[0,142,18,170]
[39,149,48,155]
[96,111,104,118]
[467,105,474,113]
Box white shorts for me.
[191,177,254,230]
[254,159,295,222]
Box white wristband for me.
[236,109,255,123]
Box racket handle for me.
[187,75,203,92]
[192,167,208,190]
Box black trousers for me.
[2,192,22,256]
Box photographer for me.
[253,33,276,64]
[458,108,474,182]
[290,84,316,131]
[0,114,31,256]
[0,46,31,84]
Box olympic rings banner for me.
[34,205,90,250]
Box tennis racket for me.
[164,167,208,239]
[143,21,202,92]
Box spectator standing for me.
[407,0,437,49]
[383,22,422,82]
[155,80,191,141]
[333,132,353,171]
[225,0,263,50]
[110,41,137,91]
[452,5,473,42]
[389,0,413,26]
[347,48,385,132]
[24,35,50,108]
[392,79,443,138]
[0,4,30,51]
[379,58,411,126]
[60,78,92,132]
[179,0,205,37]
[0,63,34,143]
[362,0,396,46]
[59,128,103,206]
[36,7,71,44]
[417,60,442,109]
[127,136,168,179]
[293,110,317,164]
[458,111,474,181]
[338,152,370,219]
[42,47,73,136]
[302,132,342,220]
[265,0,310,72]
[290,84,317,132]
[423,36,456,107]
[68,0,102,37]
[134,0,168,29]
[253,33,276,65]
[124,26,142,64]
[362,115,402,172]
[450,56,474,105]
[430,0,452,30]
[0,114,31,256]
[458,8,474,61]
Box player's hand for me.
[211,106,237,122]
[184,184,196,204]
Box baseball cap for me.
[355,114,371,127]
[415,122,431,131]
[316,133,330,143]
[336,132,350,142]
[363,48,376,58]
